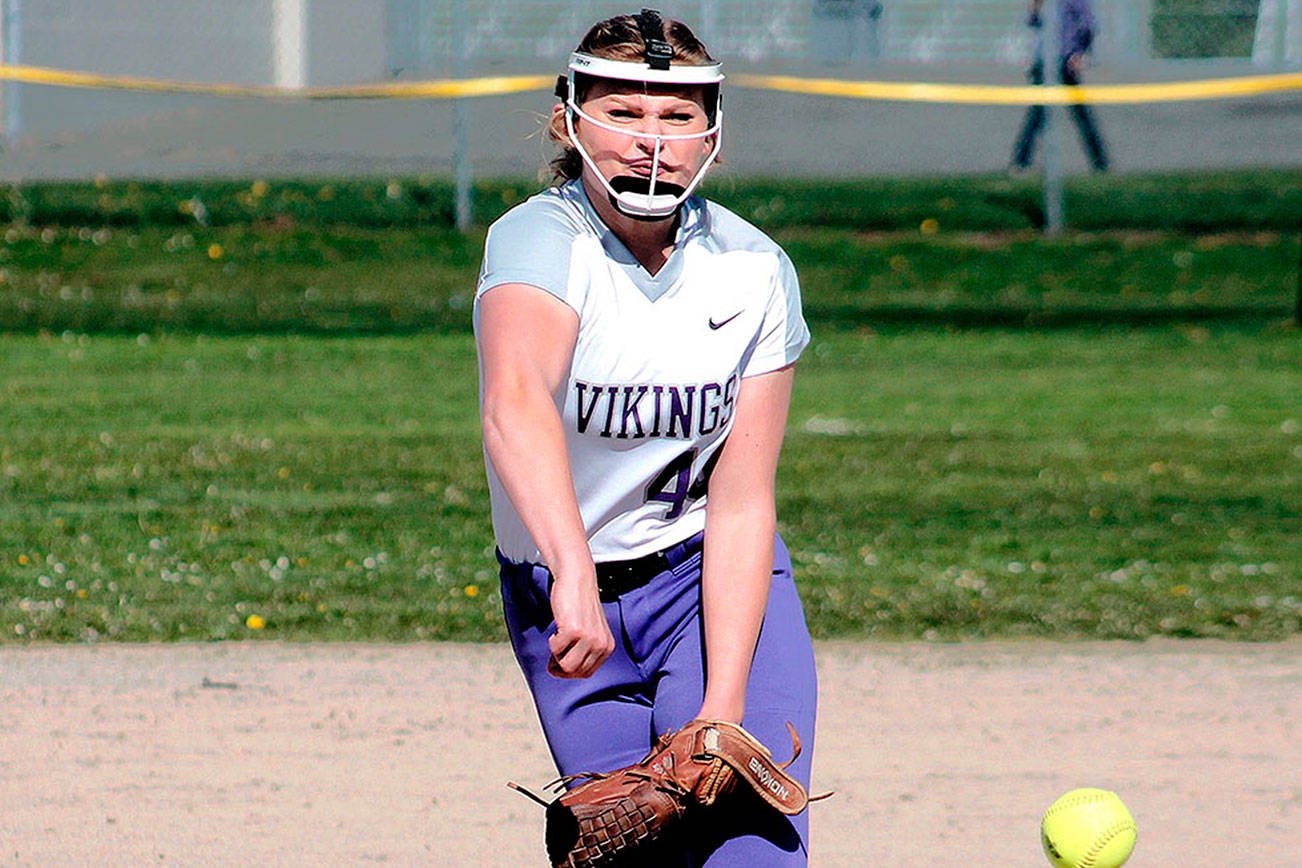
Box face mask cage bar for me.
[559,52,725,219]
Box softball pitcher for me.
[474,10,818,864]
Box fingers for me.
[548,644,605,679]
[547,623,615,679]
[546,572,615,678]
[547,631,613,678]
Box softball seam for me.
[1043,790,1136,868]
[1081,816,1136,868]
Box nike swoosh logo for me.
[708,310,743,330]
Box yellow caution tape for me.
[0,64,552,99]
[0,64,279,96]
[312,75,554,99]
[1,62,1300,105]
[733,71,1302,104]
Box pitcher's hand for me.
[547,570,615,678]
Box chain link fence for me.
[381,0,1299,70]
[0,0,1299,184]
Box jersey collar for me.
[565,179,708,301]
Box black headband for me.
[634,8,674,70]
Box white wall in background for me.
[274,0,307,88]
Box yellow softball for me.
[1040,788,1136,868]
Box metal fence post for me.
[699,0,717,42]
[1112,0,1151,67]
[2,0,23,149]
[1292,0,1302,67]
[454,99,472,232]
[1277,0,1290,69]
[452,0,472,232]
[1042,0,1065,236]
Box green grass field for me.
[4,172,1298,335]
[2,173,1300,643]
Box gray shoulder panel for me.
[776,246,811,363]
[477,189,585,308]
[696,199,783,256]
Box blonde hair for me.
[548,14,717,183]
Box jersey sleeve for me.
[742,248,811,378]
[476,196,586,312]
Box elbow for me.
[480,393,514,462]
[481,381,553,461]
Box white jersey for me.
[474,180,810,564]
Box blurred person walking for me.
[1010,0,1109,172]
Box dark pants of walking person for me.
[1012,59,1109,171]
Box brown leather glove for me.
[512,719,810,868]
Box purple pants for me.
[499,532,818,866]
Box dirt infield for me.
[2,640,1298,866]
